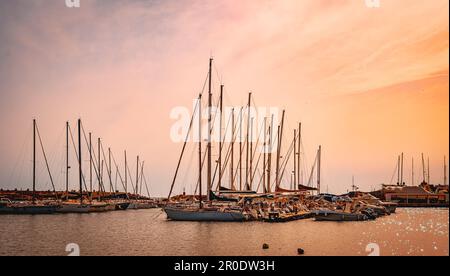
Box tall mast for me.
[397,155,400,185]
[427,157,430,184]
[267,115,274,193]
[109,148,113,193]
[275,110,285,188]
[444,156,447,186]
[421,153,426,183]
[245,92,252,190]
[218,84,223,189]
[275,126,280,188]
[78,119,83,205]
[98,138,102,200]
[263,117,267,193]
[230,108,235,189]
[207,57,213,201]
[32,119,36,203]
[124,150,127,194]
[249,117,254,189]
[66,121,69,200]
[136,156,139,197]
[89,133,92,195]
[297,123,301,186]
[239,107,243,190]
[293,129,297,189]
[317,145,322,194]
[412,157,414,186]
[400,152,404,186]
[198,94,203,208]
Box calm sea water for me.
[0,208,448,256]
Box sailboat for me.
[0,120,59,215]
[57,120,91,213]
[163,58,245,221]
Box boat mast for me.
[412,157,414,186]
[218,85,223,190]
[263,117,267,193]
[400,152,404,186]
[98,137,102,200]
[125,150,127,194]
[317,145,321,194]
[198,94,203,208]
[297,123,302,187]
[230,108,235,190]
[427,157,430,184]
[239,107,243,191]
[249,117,254,189]
[207,58,213,201]
[421,153,426,183]
[108,148,113,193]
[78,119,83,205]
[245,92,251,190]
[293,129,297,189]
[136,155,139,197]
[89,132,93,196]
[267,115,274,193]
[32,119,36,203]
[275,110,285,188]
[66,121,69,200]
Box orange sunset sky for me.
[0,0,448,196]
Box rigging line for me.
[100,143,114,194]
[142,169,151,199]
[232,107,245,187]
[250,149,263,190]
[193,74,235,195]
[212,107,233,189]
[126,158,136,194]
[110,150,129,198]
[307,152,318,187]
[179,139,196,194]
[277,135,296,189]
[48,126,65,191]
[140,161,151,198]
[389,158,399,185]
[114,167,118,192]
[80,122,103,192]
[249,117,265,180]
[68,124,89,193]
[213,62,223,86]
[9,124,32,189]
[167,96,200,200]
[255,169,263,193]
[299,138,309,185]
[35,123,57,198]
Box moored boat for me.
[314,210,368,221]
[164,206,245,222]
[0,199,59,215]
[56,203,90,213]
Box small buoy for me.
[297,248,305,255]
[262,243,269,249]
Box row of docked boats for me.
[3,114,158,215]
[162,58,398,223]
[0,198,158,215]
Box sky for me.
[0,0,448,196]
